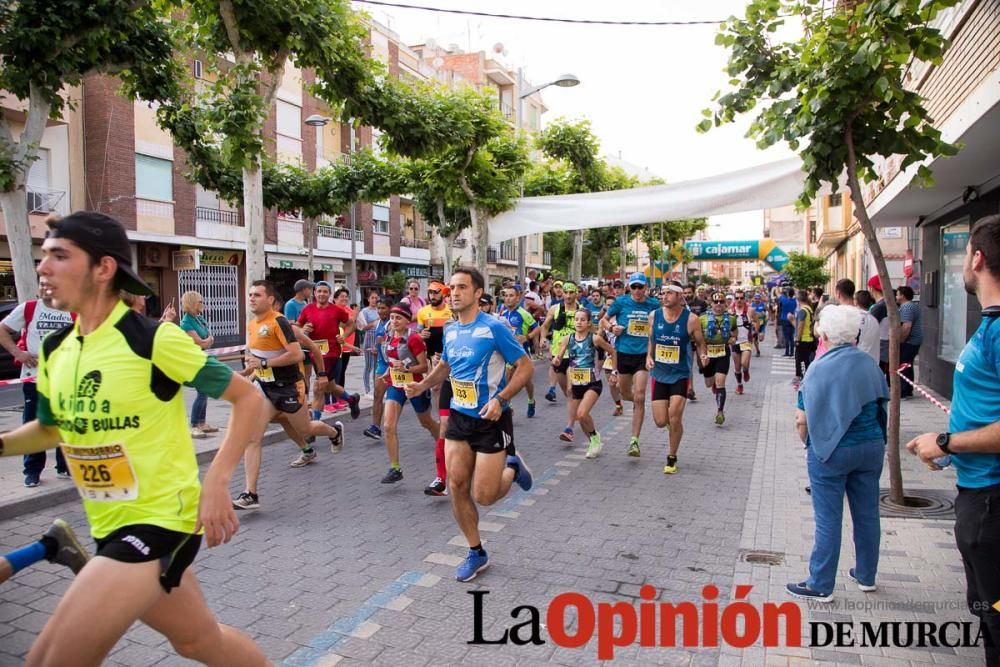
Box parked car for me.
[0,301,18,379]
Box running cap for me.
[479,294,494,306]
[389,306,412,320]
[315,280,333,290]
[562,281,578,292]
[47,211,153,296]
[293,279,315,292]
[428,280,450,296]
[613,279,625,288]
[867,275,882,292]
[711,293,726,303]
[628,272,647,287]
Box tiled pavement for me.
[0,343,984,665]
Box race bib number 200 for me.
[627,317,649,337]
[62,443,139,502]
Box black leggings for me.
[795,340,817,378]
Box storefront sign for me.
[358,270,379,282]
[172,250,200,271]
[403,265,431,279]
[279,260,293,269]
[199,249,244,266]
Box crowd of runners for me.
[2,210,997,666]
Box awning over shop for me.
[266,254,344,272]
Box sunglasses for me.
[630,284,645,289]
[409,286,419,290]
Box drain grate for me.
[739,549,785,566]
[879,488,955,520]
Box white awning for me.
[489,157,821,243]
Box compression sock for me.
[302,447,314,454]
[716,388,727,412]
[435,438,446,480]
[5,541,47,575]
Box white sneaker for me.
[290,450,318,467]
[363,392,374,401]
[190,427,207,439]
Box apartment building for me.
[862,0,999,398]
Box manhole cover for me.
[879,488,955,520]
[738,549,785,566]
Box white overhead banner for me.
[489,157,812,243]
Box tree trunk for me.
[0,186,39,301]
[619,226,627,281]
[0,86,50,302]
[596,256,604,281]
[571,230,583,282]
[846,128,904,506]
[471,206,489,278]
[243,163,266,283]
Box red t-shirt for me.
[385,332,425,387]
[298,303,350,359]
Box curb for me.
[0,407,372,522]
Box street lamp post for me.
[306,113,359,297]
[516,69,580,285]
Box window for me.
[939,220,969,364]
[276,100,301,139]
[530,234,539,252]
[809,218,817,244]
[135,154,173,201]
[829,192,842,207]
[373,203,390,234]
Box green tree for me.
[0,0,180,299]
[782,252,831,290]
[382,270,406,297]
[701,0,959,505]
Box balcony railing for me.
[487,248,498,264]
[196,206,240,226]
[401,237,429,249]
[543,251,551,265]
[452,238,468,249]
[498,101,515,122]
[317,225,363,241]
[27,187,66,214]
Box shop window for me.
[939,220,969,364]
[135,154,173,201]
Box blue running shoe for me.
[363,424,382,440]
[544,387,557,403]
[456,548,490,582]
[348,393,361,420]
[526,400,535,418]
[507,453,533,491]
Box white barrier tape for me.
[0,376,36,387]
[205,345,246,356]
[896,363,951,415]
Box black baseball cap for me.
[479,294,494,306]
[48,211,153,296]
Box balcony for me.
[401,237,429,249]
[27,187,66,215]
[316,223,363,254]
[497,101,515,122]
[196,206,240,226]
[196,205,246,243]
[452,238,468,249]
[399,236,431,262]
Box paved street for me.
[0,344,984,666]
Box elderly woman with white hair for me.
[786,305,889,603]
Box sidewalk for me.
[726,353,978,665]
[0,357,376,520]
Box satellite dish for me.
[492,42,505,55]
[432,56,444,68]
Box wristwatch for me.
[260,358,268,369]
[494,395,510,411]
[936,432,952,454]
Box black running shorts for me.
[570,380,603,401]
[616,352,647,376]
[445,409,515,455]
[653,378,688,401]
[95,524,201,592]
[260,380,306,414]
[553,357,571,375]
[701,353,731,378]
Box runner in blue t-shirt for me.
[646,282,708,475]
[752,292,768,355]
[601,273,660,457]
[904,216,1000,665]
[498,286,540,418]
[364,299,392,441]
[404,267,534,583]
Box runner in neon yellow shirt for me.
[0,212,267,666]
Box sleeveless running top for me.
[732,306,754,344]
[651,308,692,385]
[568,332,597,370]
